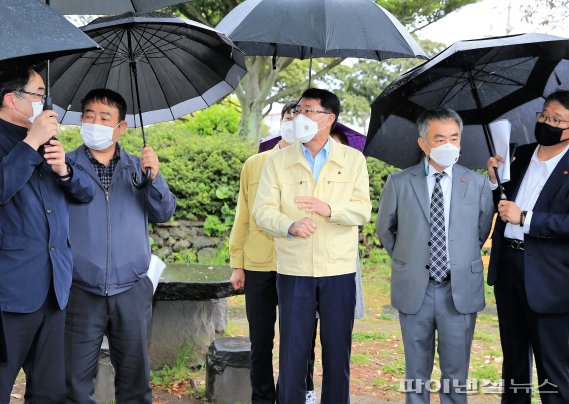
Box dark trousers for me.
[65,277,154,404]
[495,246,569,404]
[0,287,66,404]
[244,270,278,403]
[277,273,355,404]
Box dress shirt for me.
[504,143,569,240]
[84,144,120,190]
[301,138,330,183]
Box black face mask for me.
[534,121,567,146]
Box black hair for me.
[300,88,341,127]
[0,64,36,108]
[545,90,569,111]
[81,88,127,121]
[281,100,298,120]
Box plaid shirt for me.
[84,144,121,190]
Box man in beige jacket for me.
[253,88,371,403]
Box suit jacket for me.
[376,162,494,315]
[488,143,569,314]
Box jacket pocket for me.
[0,235,27,250]
[471,258,483,273]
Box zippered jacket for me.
[66,145,176,296]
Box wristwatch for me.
[519,210,527,227]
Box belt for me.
[504,237,524,251]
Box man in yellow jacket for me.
[228,101,297,403]
[253,88,372,403]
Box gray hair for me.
[416,107,463,139]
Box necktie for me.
[429,172,449,282]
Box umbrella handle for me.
[132,167,151,189]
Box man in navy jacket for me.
[488,90,569,403]
[0,65,94,402]
[65,89,176,403]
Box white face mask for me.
[293,113,321,143]
[279,120,295,143]
[80,122,118,150]
[428,142,460,168]
[13,94,44,124]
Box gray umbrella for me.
[48,12,246,187]
[0,0,99,64]
[216,0,427,85]
[40,0,190,15]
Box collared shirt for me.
[301,138,330,183]
[505,143,569,240]
[84,144,121,190]
[425,159,453,244]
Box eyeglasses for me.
[292,108,331,117]
[15,89,46,103]
[536,112,569,128]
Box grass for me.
[352,331,389,342]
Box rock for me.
[205,337,252,403]
[149,301,215,369]
[212,299,227,333]
[197,247,216,262]
[172,239,191,252]
[155,227,170,239]
[170,227,187,240]
[152,235,164,248]
[193,237,221,249]
[155,246,172,259]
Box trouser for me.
[244,270,278,403]
[0,286,66,404]
[494,246,569,404]
[399,279,476,404]
[65,277,154,404]
[277,273,355,404]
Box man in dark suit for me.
[487,90,569,403]
[0,65,94,402]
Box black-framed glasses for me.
[15,89,46,103]
[536,112,569,128]
[292,108,331,117]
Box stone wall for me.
[151,221,224,262]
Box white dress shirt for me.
[426,159,453,259]
[504,143,569,240]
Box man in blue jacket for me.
[64,89,176,403]
[0,65,94,402]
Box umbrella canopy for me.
[40,0,189,15]
[216,0,426,86]
[216,0,426,61]
[49,12,247,128]
[258,122,366,153]
[0,0,100,64]
[365,33,569,169]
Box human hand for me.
[24,110,59,150]
[141,146,159,179]
[43,139,68,177]
[487,155,504,184]
[230,268,245,290]
[288,217,317,238]
[498,200,522,224]
[294,196,331,217]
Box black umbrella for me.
[48,12,247,187]
[40,0,190,15]
[0,0,99,64]
[365,33,569,177]
[216,0,427,86]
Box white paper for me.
[147,254,166,294]
[489,119,512,183]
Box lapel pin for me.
[563,171,568,175]
[460,177,465,182]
